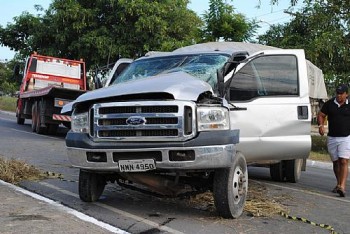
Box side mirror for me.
[224,52,249,76]
[93,73,103,89]
[216,51,249,97]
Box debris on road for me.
[0,156,62,184]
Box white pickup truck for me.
[62,42,326,218]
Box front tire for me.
[213,151,248,219]
[16,107,25,125]
[79,170,106,202]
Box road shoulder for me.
[0,180,127,234]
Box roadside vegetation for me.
[189,180,288,217]
[0,155,63,185]
[0,96,17,112]
[309,135,330,162]
[0,156,46,184]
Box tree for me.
[0,0,202,70]
[0,0,262,72]
[0,61,18,95]
[258,0,350,93]
[201,0,258,42]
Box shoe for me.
[337,187,346,197]
[332,186,339,193]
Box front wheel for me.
[16,107,25,125]
[79,170,106,202]
[31,102,37,132]
[213,151,248,219]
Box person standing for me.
[317,84,350,197]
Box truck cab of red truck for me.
[15,53,88,135]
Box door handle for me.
[230,106,247,111]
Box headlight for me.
[71,111,89,133]
[197,106,230,131]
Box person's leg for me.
[333,160,340,185]
[327,137,339,191]
[338,158,348,190]
[336,136,350,197]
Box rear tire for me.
[35,101,47,134]
[270,162,285,182]
[285,159,303,183]
[79,170,106,202]
[213,151,248,219]
[31,102,37,132]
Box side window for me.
[229,55,299,101]
[28,58,37,72]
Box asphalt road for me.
[0,110,349,234]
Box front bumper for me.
[66,130,239,171]
[67,144,236,171]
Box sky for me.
[0,0,303,61]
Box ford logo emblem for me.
[126,116,146,125]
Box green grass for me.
[0,96,17,112]
[309,135,330,162]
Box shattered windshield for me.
[112,53,229,89]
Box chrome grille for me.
[91,101,196,141]
[99,105,178,114]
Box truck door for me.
[104,58,133,87]
[228,50,311,163]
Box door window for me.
[229,55,299,101]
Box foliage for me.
[311,135,328,153]
[259,0,350,94]
[0,0,203,69]
[308,135,330,162]
[270,0,299,5]
[0,156,63,184]
[201,0,259,42]
[0,0,261,71]
[0,156,42,184]
[0,61,19,95]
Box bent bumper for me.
[67,144,236,171]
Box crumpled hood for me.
[62,71,213,113]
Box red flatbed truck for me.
[15,53,89,135]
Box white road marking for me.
[39,182,185,234]
[11,128,60,140]
[0,116,13,121]
[0,180,128,234]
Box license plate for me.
[118,159,156,172]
